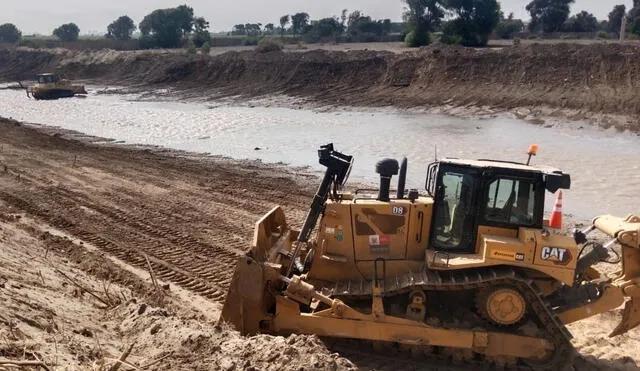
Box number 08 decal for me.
[392,206,405,215]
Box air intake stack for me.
[376,159,399,202]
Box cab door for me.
[429,165,481,254]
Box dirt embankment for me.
[1,43,640,130]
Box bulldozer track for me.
[315,266,575,371]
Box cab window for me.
[485,178,536,226]
[431,170,477,252]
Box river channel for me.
[1,87,638,221]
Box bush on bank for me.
[256,38,284,53]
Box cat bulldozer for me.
[221,143,640,370]
[26,73,87,100]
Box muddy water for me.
[1,88,638,220]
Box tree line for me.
[526,0,630,35]
[0,2,639,48]
[0,6,397,47]
[403,0,639,47]
[230,10,401,42]
[0,5,211,49]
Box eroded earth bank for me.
[1,43,640,131]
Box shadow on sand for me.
[573,355,639,371]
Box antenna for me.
[434,145,438,161]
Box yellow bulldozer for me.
[221,143,640,370]
[25,73,87,100]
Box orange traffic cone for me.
[548,190,563,229]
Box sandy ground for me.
[205,40,640,56]
[0,117,638,370]
[206,42,413,55]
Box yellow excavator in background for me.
[25,73,87,100]
[220,143,640,370]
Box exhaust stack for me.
[376,159,399,202]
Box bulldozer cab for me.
[427,159,568,254]
[36,73,61,84]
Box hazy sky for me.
[1,0,634,36]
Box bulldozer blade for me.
[610,297,640,337]
[219,256,272,336]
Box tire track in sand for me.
[0,188,245,303]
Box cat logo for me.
[541,247,571,265]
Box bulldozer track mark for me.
[319,266,574,371]
[69,227,232,302]
[0,188,245,303]
[50,188,250,257]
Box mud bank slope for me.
[1,44,640,130]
